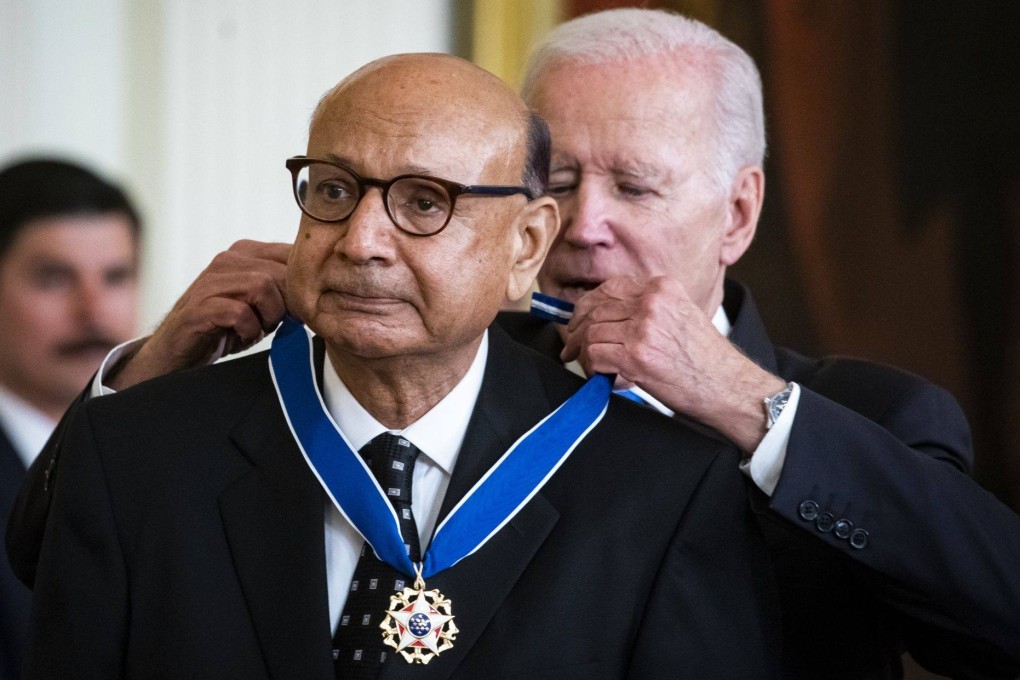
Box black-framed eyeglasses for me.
[285,156,535,237]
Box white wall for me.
[0,0,455,329]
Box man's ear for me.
[720,165,764,267]
[506,196,560,302]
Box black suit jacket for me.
[498,279,1020,679]
[0,426,29,680]
[24,325,780,679]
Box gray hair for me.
[521,8,765,192]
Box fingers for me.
[566,276,647,333]
[560,301,634,364]
[561,276,654,364]
[148,242,290,365]
[106,241,292,388]
[200,242,289,331]
[228,239,291,265]
[199,297,270,361]
[240,266,288,333]
[560,275,697,382]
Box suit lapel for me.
[434,330,553,524]
[220,386,334,680]
[380,327,563,679]
[0,425,26,509]
[723,279,780,374]
[495,310,564,363]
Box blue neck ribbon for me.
[269,318,611,578]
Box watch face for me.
[767,386,792,425]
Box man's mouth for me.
[555,279,603,298]
[324,289,404,313]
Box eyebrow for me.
[612,160,670,182]
[321,153,432,177]
[548,154,578,171]
[548,153,670,183]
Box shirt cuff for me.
[739,382,801,497]
[89,337,147,398]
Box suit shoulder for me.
[86,350,272,424]
[495,310,543,335]
[774,348,969,455]
[776,347,959,405]
[603,397,736,465]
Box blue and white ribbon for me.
[269,317,610,578]
[529,292,574,325]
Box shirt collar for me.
[321,331,489,476]
[0,384,58,469]
[711,304,732,336]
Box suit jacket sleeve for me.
[770,377,1020,661]
[628,448,781,679]
[23,401,128,679]
[4,385,89,589]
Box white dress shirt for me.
[321,333,489,632]
[0,384,58,469]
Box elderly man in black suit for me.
[22,53,778,679]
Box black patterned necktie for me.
[333,433,421,679]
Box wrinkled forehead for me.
[530,57,717,171]
[309,56,528,182]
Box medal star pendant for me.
[380,564,458,664]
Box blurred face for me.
[287,56,532,364]
[530,58,731,315]
[0,215,138,416]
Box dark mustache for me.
[55,337,119,358]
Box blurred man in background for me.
[0,158,140,680]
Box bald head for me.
[317,54,523,127]
[312,54,549,196]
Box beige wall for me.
[0,0,456,331]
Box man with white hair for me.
[8,8,1020,680]
[504,8,1020,679]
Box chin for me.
[314,317,417,359]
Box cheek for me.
[286,229,329,309]
[420,234,510,321]
[0,291,63,347]
[107,288,139,333]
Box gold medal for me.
[380,564,458,664]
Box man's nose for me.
[74,279,108,322]
[334,187,396,263]
[559,182,615,247]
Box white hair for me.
[522,8,766,192]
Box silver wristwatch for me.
[763,382,794,429]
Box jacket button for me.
[834,518,853,539]
[816,512,835,532]
[798,500,819,521]
[849,528,870,550]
